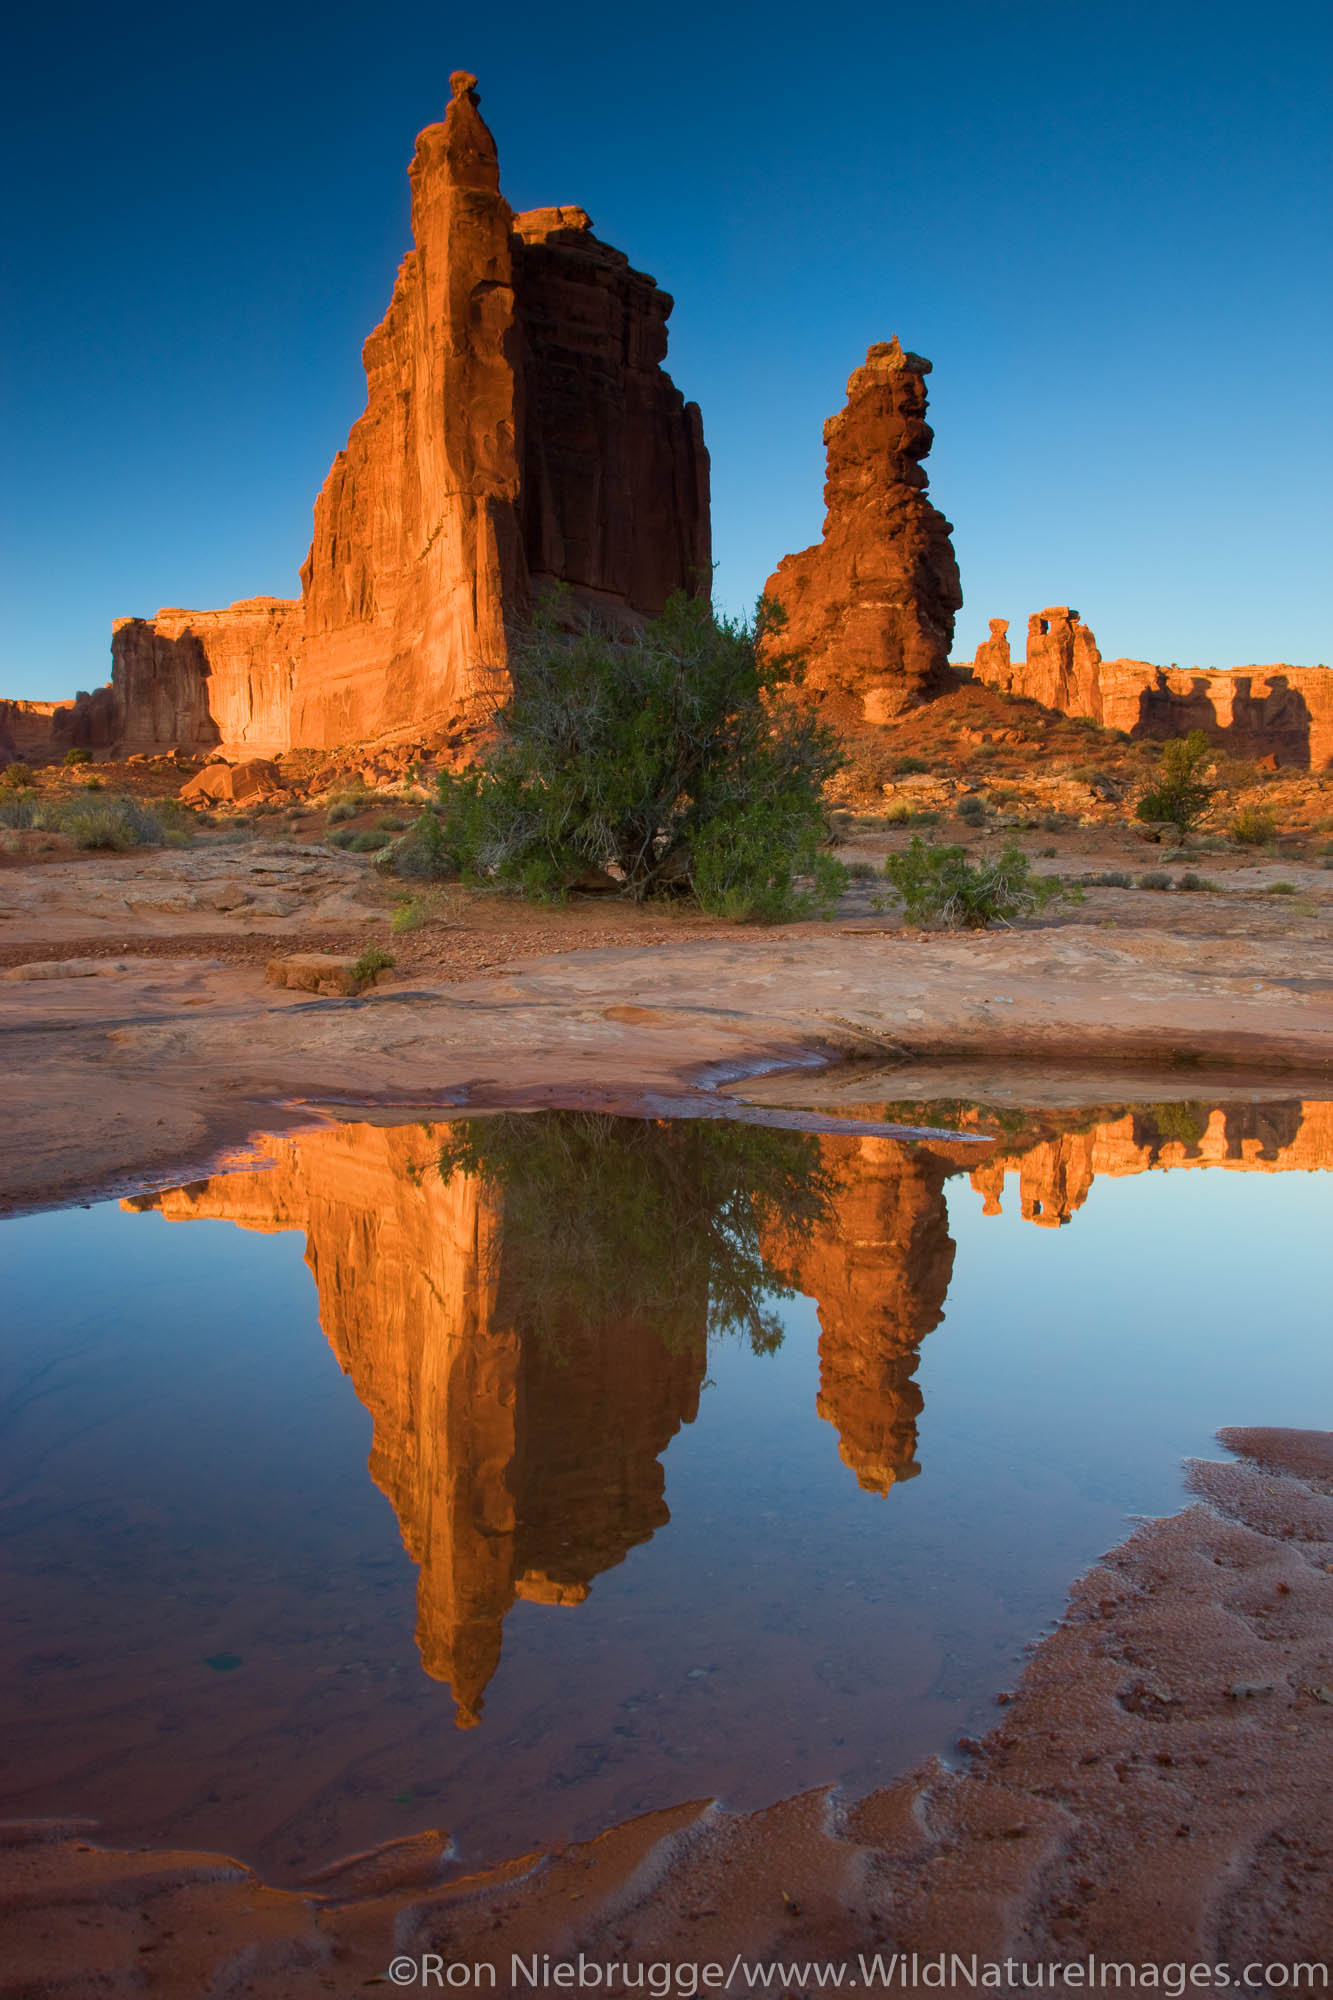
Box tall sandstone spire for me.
[78,74,710,758]
[763,338,961,726]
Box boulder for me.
[179,758,285,804]
[265,952,391,997]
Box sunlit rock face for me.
[967,608,1333,771]
[56,74,709,761]
[762,338,962,728]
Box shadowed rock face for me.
[763,338,962,727]
[968,607,1333,770]
[54,74,710,760]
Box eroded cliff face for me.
[763,339,962,727]
[968,607,1333,770]
[60,73,710,761]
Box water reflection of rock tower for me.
[767,1135,955,1494]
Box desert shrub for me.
[380,810,455,881]
[326,795,363,825]
[437,592,845,922]
[1266,880,1297,895]
[957,794,986,821]
[1088,870,1133,887]
[376,814,410,833]
[1174,871,1219,891]
[1136,870,1173,890]
[0,762,34,791]
[391,888,456,933]
[350,947,395,983]
[893,755,930,776]
[51,795,165,850]
[63,747,93,766]
[0,792,38,829]
[1036,845,1058,858]
[327,826,355,849]
[844,860,878,882]
[1230,805,1276,847]
[879,837,1062,929]
[347,829,390,853]
[1134,731,1215,836]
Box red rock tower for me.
[763,338,962,725]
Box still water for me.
[1,1096,1329,1879]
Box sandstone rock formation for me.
[763,338,962,727]
[179,756,285,804]
[0,698,62,766]
[49,74,709,762]
[968,608,1333,769]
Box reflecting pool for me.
[1,1095,1329,1878]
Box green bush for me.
[51,796,165,850]
[347,829,390,853]
[0,762,34,791]
[326,796,363,825]
[380,810,455,882]
[1266,880,1297,895]
[63,746,93,766]
[350,947,395,983]
[327,826,355,849]
[1175,871,1220,891]
[893,755,930,776]
[1136,870,1173,890]
[1231,805,1276,846]
[1134,731,1215,836]
[436,592,845,922]
[956,794,986,821]
[1088,870,1133,887]
[879,837,1062,929]
[391,888,454,933]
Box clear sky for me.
[3,0,1330,700]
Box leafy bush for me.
[956,794,986,821]
[1266,880,1297,895]
[326,796,363,825]
[391,888,455,933]
[63,747,93,766]
[47,796,165,850]
[350,947,395,983]
[380,810,455,881]
[1134,731,1215,836]
[1088,870,1133,887]
[893,755,930,776]
[327,827,355,849]
[1230,805,1276,846]
[1136,870,1173,890]
[376,814,410,833]
[879,837,1062,929]
[436,593,845,922]
[0,762,33,791]
[347,829,390,853]
[1175,871,1220,891]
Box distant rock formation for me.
[48,73,710,761]
[967,607,1333,770]
[763,339,962,727]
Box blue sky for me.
[3,0,1330,699]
